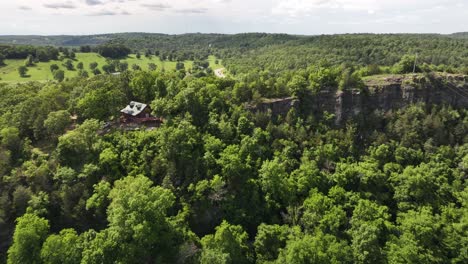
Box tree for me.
[176,61,185,71]
[129,71,156,102]
[76,62,84,70]
[136,52,141,59]
[393,55,420,74]
[259,158,291,209]
[24,54,34,67]
[53,69,65,82]
[201,220,252,264]
[50,64,59,72]
[18,66,28,77]
[56,119,102,167]
[63,59,74,71]
[82,175,178,263]
[78,69,89,78]
[102,64,113,74]
[89,62,98,70]
[132,64,141,71]
[276,230,352,264]
[62,48,70,58]
[390,162,451,211]
[254,224,289,263]
[148,63,157,71]
[118,61,128,72]
[92,68,101,75]
[349,200,392,264]
[7,213,50,264]
[40,229,82,264]
[145,49,151,58]
[301,189,347,235]
[387,207,443,263]
[44,110,71,138]
[95,44,130,58]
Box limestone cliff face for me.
[249,73,468,125]
[333,74,468,124]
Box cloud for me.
[44,1,77,9]
[88,10,132,16]
[175,8,209,14]
[18,6,32,11]
[271,0,462,17]
[141,3,172,11]
[85,0,104,5]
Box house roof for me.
[120,101,148,116]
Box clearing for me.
[0,53,223,82]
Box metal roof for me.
[120,101,148,116]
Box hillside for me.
[0,53,222,82]
[0,33,467,264]
[2,33,467,77]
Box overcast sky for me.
[1,0,467,35]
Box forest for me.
[0,33,467,264]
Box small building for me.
[120,101,163,127]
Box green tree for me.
[201,220,252,264]
[56,119,102,167]
[63,59,74,71]
[76,62,84,70]
[18,66,28,77]
[82,175,177,263]
[89,62,98,70]
[349,199,392,264]
[130,71,156,102]
[387,207,443,263]
[53,69,65,82]
[40,229,82,264]
[24,54,34,67]
[92,68,101,75]
[7,213,50,264]
[44,110,71,138]
[259,158,291,209]
[77,69,89,78]
[277,230,352,264]
[102,64,113,74]
[50,64,59,72]
[254,224,289,263]
[393,55,419,74]
[176,61,185,71]
[148,62,157,71]
[118,61,128,72]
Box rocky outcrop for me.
[246,97,299,116]
[249,73,468,125]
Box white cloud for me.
[0,0,466,34]
[271,0,464,16]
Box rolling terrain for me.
[0,53,222,82]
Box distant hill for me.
[0,34,114,46]
[1,33,467,74]
[0,32,299,49]
[449,32,468,39]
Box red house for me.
[120,101,163,126]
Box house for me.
[120,101,163,127]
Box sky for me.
[0,0,467,35]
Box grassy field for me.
[0,53,223,83]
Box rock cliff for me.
[249,73,468,125]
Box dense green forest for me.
[2,33,468,71]
[0,33,467,263]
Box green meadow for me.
[0,53,222,82]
